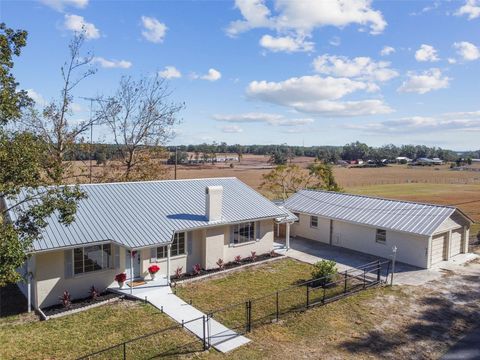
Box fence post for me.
[376,260,381,282]
[322,286,326,304]
[202,315,207,351]
[344,270,348,293]
[363,268,366,288]
[248,300,252,332]
[276,291,279,321]
[306,285,310,308]
[123,342,126,360]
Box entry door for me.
[126,250,141,279]
[431,233,447,265]
[450,229,463,257]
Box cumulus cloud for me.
[455,0,480,20]
[27,89,46,106]
[454,41,480,61]
[346,111,480,133]
[414,44,439,62]
[141,16,167,43]
[213,112,314,126]
[312,54,398,82]
[259,34,314,53]
[64,14,100,39]
[193,68,222,81]
[221,125,244,133]
[40,0,88,11]
[158,66,182,79]
[380,46,395,56]
[398,68,450,94]
[92,57,132,69]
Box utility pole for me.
[174,146,178,180]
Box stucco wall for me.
[291,213,330,244]
[34,248,123,308]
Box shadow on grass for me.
[338,275,480,357]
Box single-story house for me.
[2,178,295,310]
[282,190,472,269]
[395,156,412,164]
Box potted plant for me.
[148,264,160,280]
[115,273,127,289]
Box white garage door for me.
[450,229,463,257]
[431,233,447,265]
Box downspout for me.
[27,257,32,313]
[129,250,134,295]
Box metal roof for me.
[283,190,460,236]
[6,178,291,252]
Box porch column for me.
[129,251,134,295]
[276,223,280,238]
[167,244,171,285]
[286,222,291,251]
[27,257,31,313]
[463,227,470,253]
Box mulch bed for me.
[171,252,282,281]
[42,292,120,317]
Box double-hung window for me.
[232,222,255,244]
[310,216,318,228]
[157,232,186,259]
[73,244,112,275]
[376,229,386,244]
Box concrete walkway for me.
[111,277,249,353]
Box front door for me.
[126,250,141,279]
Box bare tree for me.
[96,74,184,180]
[24,31,96,183]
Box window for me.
[232,222,255,244]
[73,244,112,275]
[376,229,386,244]
[293,213,300,223]
[310,216,318,228]
[157,232,186,259]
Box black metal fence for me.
[77,259,391,359]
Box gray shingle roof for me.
[6,178,291,252]
[283,190,460,236]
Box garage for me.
[431,233,447,265]
[450,229,463,257]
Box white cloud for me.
[227,0,387,37]
[287,99,393,117]
[158,66,182,79]
[40,0,88,11]
[141,16,167,43]
[259,34,314,53]
[27,89,46,106]
[213,112,314,126]
[312,54,398,82]
[92,57,132,69]
[70,103,83,113]
[64,14,100,39]
[329,36,341,47]
[455,0,480,20]
[193,68,222,81]
[448,58,457,64]
[221,125,244,133]
[347,111,480,133]
[414,44,439,62]
[454,41,480,61]
[398,68,450,94]
[380,46,395,56]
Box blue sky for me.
[2,0,480,150]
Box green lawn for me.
[0,299,198,359]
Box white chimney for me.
[206,185,223,222]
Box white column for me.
[286,222,291,250]
[276,223,280,238]
[463,227,470,253]
[27,258,31,313]
[129,251,134,295]
[167,244,171,285]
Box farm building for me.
[282,190,472,269]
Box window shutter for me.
[150,247,157,263]
[187,232,193,255]
[256,221,261,241]
[64,250,73,278]
[114,245,120,270]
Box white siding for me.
[291,213,330,244]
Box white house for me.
[283,190,472,269]
[3,178,295,311]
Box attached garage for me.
[283,190,473,269]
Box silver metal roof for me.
[7,178,291,252]
[283,190,459,236]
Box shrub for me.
[59,290,71,308]
[270,250,276,257]
[311,260,338,287]
[234,255,242,264]
[148,264,160,274]
[89,285,99,301]
[115,273,127,283]
[192,264,201,276]
[175,266,183,278]
[216,258,225,270]
[250,251,257,262]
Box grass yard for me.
[0,298,198,359]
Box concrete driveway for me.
[275,236,479,286]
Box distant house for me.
[432,157,443,165]
[215,155,239,162]
[395,156,412,164]
[415,157,435,165]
